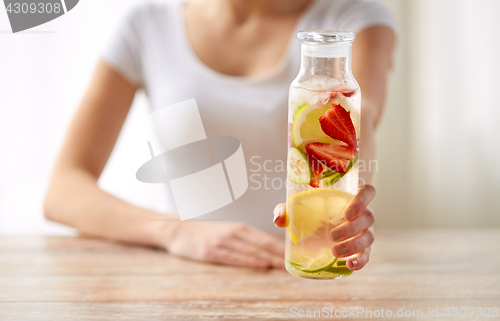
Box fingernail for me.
[345,208,356,220]
[330,229,344,241]
[335,245,347,255]
[273,213,279,224]
[351,259,358,267]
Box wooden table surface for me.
[1,230,499,320]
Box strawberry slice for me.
[319,104,357,148]
[306,153,324,188]
[306,143,351,174]
[329,91,339,99]
[328,85,356,97]
[341,90,355,98]
[307,141,357,160]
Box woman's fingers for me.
[343,184,376,221]
[345,246,371,271]
[273,203,287,228]
[332,226,375,258]
[272,185,376,270]
[329,207,375,242]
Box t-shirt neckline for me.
[174,0,321,85]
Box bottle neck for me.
[298,44,353,80]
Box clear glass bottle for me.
[285,31,360,279]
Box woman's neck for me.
[204,0,314,23]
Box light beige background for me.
[373,0,500,227]
[0,0,499,234]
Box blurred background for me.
[1,0,499,235]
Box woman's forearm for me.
[44,167,176,248]
[43,61,178,248]
[351,26,395,186]
[359,122,376,185]
[359,104,377,185]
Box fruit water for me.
[285,31,360,279]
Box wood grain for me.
[0,230,499,320]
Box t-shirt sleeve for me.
[101,5,145,87]
[335,0,398,35]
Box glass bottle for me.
[285,31,360,279]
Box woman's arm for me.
[44,60,177,246]
[352,25,395,184]
[44,60,285,267]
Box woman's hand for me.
[164,221,285,269]
[273,184,376,271]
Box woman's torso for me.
[102,0,396,231]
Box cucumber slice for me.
[322,154,359,186]
[287,147,311,184]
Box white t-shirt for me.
[102,0,396,231]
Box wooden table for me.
[1,230,499,320]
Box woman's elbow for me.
[43,188,60,222]
[43,177,71,223]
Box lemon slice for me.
[291,103,335,151]
[288,247,337,272]
[291,101,360,152]
[286,189,354,244]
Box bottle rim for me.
[297,30,355,45]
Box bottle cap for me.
[298,30,354,58]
